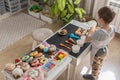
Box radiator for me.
[107,0,120,33]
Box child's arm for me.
[85,26,97,42]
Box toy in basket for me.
[41,60,57,73]
[22,67,44,80]
[54,49,68,62]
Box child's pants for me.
[91,47,107,79]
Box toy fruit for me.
[55,51,67,60]
[58,54,64,59]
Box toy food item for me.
[75,28,82,36]
[39,44,45,49]
[23,67,44,80]
[43,47,49,53]
[49,44,56,52]
[40,57,48,64]
[65,40,74,46]
[21,55,30,62]
[15,58,22,65]
[30,51,39,57]
[21,62,30,71]
[30,59,41,67]
[59,43,71,50]
[34,52,43,58]
[26,57,34,63]
[58,29,68,35]
[82,30,87,35]
[42,61,56,72]
[68,38,76,44]
[54,51,67,61]
[12,66,23,79]
[5,63,16,71]
[21,76,34,80]
[69,33,80,40]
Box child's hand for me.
[88,26,96,34]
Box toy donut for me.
[30,59,41,67]
[21,55,30,62]
[21,62,30,71]
[5,63,16,71]
[30,51,39,57]
[39,44,45,49]
[26,57,33,63]
[40,57,48,64]
[34,52,43,58]
[12,66,23,79]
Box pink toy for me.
[21,76,34,80]
[23,67,44,80]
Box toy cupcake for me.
[49,44,56,52]
[5,63,16,71]
[12,66,23,79]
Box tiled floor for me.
[0,19,120,80]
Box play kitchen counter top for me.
[46,23,90,58]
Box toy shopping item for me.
[5,63,16,71]
[69,33,80,40]
[21,55,30,62]
[58,29,68,36]
[68,38,76,44]
[42,60,56,72]
[59,43,71,50]
[23,67,44,80]
[54,50,67,61]
[21,62,30,71]
[12,66,23,79]
[65,40,74,46]
[75,28,82,36]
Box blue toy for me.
[43,47,49,52]
[69,33,80,40]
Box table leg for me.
[66,63,70,80]
[72,64,78,80]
